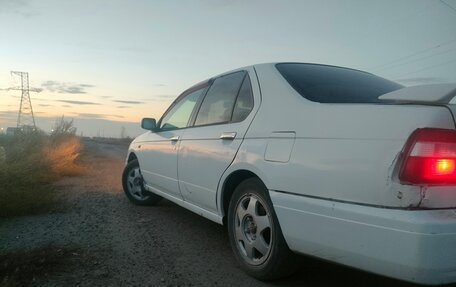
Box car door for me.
[139,85,207,199]
[177,69,258,213]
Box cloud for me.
[29,97,52,102]
[156,94,175,99]
[113,100,144,104]
[78,113,124,120]
[152,83,166,87]
[41,81,95,94]
[0,110,18,121]
[100,96,112,99]
[0,110,15,115]
[395,77,448,85]
[0,0,38,17]
[38,104,51,107]
[1,86,42,92]
[200,0,242,8]
[78,113,105,119]
[116,106,130,109]
[142,95,175,102]
[57,100,101,105]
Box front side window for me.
[160,88,206,130]
[194,71,246,126]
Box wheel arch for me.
[127,152,138,163]
[220,169,267,225]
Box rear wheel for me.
[122,159,162,206]
[227,178,297,280]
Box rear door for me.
[177,69,258,213]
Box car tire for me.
[227,177,297,280]
[122,159,162,206]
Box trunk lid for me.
[378,83,456,104]
[379,84,456,126]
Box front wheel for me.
[122,159,162,206]
[227,178,297,280]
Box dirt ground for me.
[0,140,417,287]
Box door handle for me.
[170,136,179,142]
[220,132,236,140]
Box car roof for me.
[181,62,373,96]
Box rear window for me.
[276,63,403,103]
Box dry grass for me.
[46,136,85,177]
[0,119,85,218]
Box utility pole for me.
[11,71,36,129]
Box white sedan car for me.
[123,62,456,285]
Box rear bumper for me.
[269,190,456,285]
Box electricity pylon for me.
[11,71,37,129]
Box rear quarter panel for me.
[237,63,456,208]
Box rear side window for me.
[232,74,254,122]
[276,63,403,103]
[195,71,245,126]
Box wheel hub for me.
[133,177,142,186]
[243,215,257,241]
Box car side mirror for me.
[141,118,157,131]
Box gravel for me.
[0,140,415,287]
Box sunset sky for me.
[1,0,456,137]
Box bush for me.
[50,116,76,141]
[0,131,55,217]
[0,118,84,217]
[46,117,84,176]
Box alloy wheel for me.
[234,193,273,265]
[126,167,149,201]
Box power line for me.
[374,46,456,73]
[440,0,456,14]
[370,38,456,71]
[394,57,456,79]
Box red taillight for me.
[399,128,456,185]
